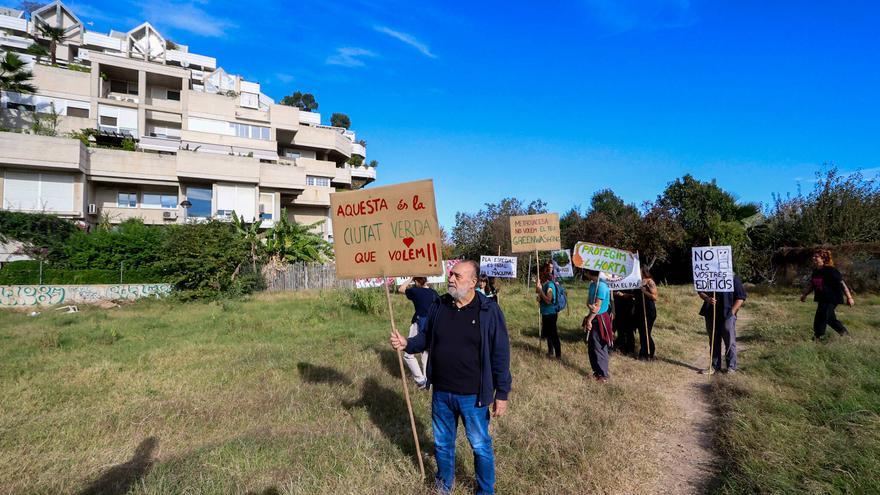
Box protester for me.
[390,260,511,495]
[800,248,855,340]
[536,261,561,359]
[582,269,613,382]
[397,277,440,389]
[698,275,746,373]
[612,289,636,355]
[635,267,658,360]
[484,275,499,303]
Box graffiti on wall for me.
[0,284,173,307]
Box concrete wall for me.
[32,65,91,98]
[0,284,172,307]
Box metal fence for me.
[264,262,355,292]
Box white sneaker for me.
[415,379,428,390]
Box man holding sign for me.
[391,260,511,495]
[693,246,747,373]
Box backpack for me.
[552,281,568,312]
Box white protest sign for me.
[605,254,643,290]
[692,246,734,292]
[480,255,518,278]
[355,277,394,289]
[572,242,638,280]
[395,270,446,287]
[551,249,574,278]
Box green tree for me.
[159,221,253,295]
[280,91,318,112]
[232,211,263,272]
[0,210,77,260]
[264,209,333,264]
[330,112,351,129]
[36,24,67,65]
[29,101,59,136]
[452,197,547,261]
[64,218,167,270]
[0,51,36,96]
[26,42,48,64]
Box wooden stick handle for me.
[383,278,426,479]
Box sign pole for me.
[638,251,650,359]
[536,247,542,340]
[383,277,425,479]
[708,239,716,376]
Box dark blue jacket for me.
[405,291,512,407]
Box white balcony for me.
[350,165,377,180]
[0,14,27,32]
[166,49,216,69]
[0,33,31,50]
[83,31,123,51]
[352,142,366,157]
[299,111,320,125]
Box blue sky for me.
[67,0,880,228]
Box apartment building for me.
[0,1,375,238]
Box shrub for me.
[0,211,78,260]
[347,288,384,316]
[158,221,252,295]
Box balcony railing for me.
[0,14,27,32]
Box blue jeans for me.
[432,390,495,494]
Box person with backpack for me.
[583,269,613,382]
[536,261,562,359]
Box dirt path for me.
[648,342,719,494]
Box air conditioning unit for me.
[163,211,178,220]
[87,204,97,215]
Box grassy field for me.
[0,283,877,494]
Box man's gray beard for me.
[448,285,467,301]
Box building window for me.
[284,150,301,160]
[3,171,74,212]
[307,176,331,187]
[167,90,181,101]
[66,107,89,118]
[186,186,213,218]
[229,122,269,141]
[259,192,274,221]
[100,115,118,126]
[117,192,137,208]
[110,80,137,95]
[216,183,256,221]
[7,102,36,111]
[142,192,178,209]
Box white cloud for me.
[139,0,236,38]
[374,26,436,59]
[275,73,295,83]
[326,47,377,68]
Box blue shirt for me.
[540,281,557,315]
[406,286,440,323]
[588,280,611,314]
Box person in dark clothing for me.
[612,290,636,355]
[536,262,561,358]
[698,275,747,373]
[390,260,511,495]
[635,267,658,360]
[800,249,855,339]
[397,277,440,388]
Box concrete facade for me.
[0,1,377,237]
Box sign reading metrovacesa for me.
[331,179,444,279]
[692,246,734,292]
[509,213,561,253]
[572,242,638,281]
[480,256,518,278]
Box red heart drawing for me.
[403,237,415,248]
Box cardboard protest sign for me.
[509,213,561,253]
[692,246,734,292]
[551,249,574,278]
[331,179,443,279]
[605,253,643,290]
[572,242,638,280]
[445,259,461,275]
[480,255,518,278]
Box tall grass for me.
[0,284,876,494]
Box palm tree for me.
[0,52,36,96]
[231,211,263,272]
[264,209,333,264]
[37,24,66,66]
